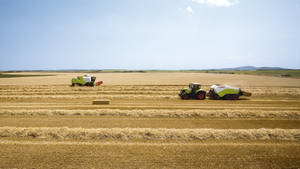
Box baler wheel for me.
[233,94,239,100]
[224,95,232,100]
[224,94,239,100]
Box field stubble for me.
[0,72,300,168]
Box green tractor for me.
[71,75,98,87]
[179,83,206,100]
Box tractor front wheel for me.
[181,93,190,100]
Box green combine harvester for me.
[71,75,102,87]
[179,83,251,100]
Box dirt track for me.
[0,72,300,168]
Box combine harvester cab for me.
[179,83,207,100]
[71,75,102,87]
[208,84,251,100]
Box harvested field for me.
[1,142,299,169]
[0,72,300,168]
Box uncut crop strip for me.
[1,109,300,119]
[0,127,299,141]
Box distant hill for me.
[216,66,289,71]
[1,66,295,72]
[202,66,300,79]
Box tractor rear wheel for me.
[197,92,206,100]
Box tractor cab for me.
[91,76,96,82]
[82,75,96,83]
[189,83,201,92]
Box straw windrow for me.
[1,109,300,119]
[0,127,299,141]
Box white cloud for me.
[192,0,239,7]
[186,6,194,13]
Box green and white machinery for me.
[71,75,97,87]
[179,83,207,100]
[208,84,251,100]
[179,83,251,100]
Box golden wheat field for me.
[0,72,300,168]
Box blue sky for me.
[0,0,299,70]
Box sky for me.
[0,0,300,70]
